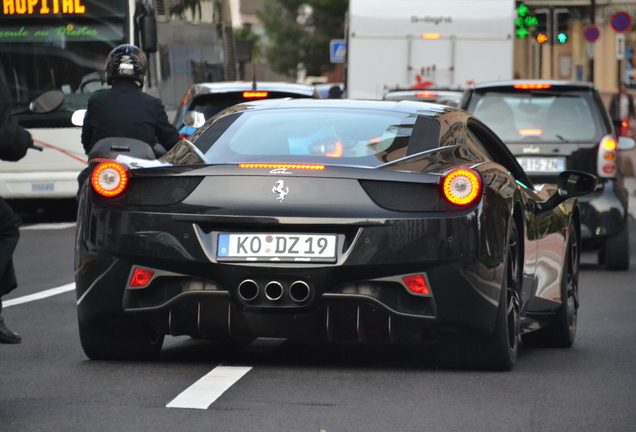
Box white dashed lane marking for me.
[3,283,75,308]
[166,338,286,409]
[166,366,252,409]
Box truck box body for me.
[347,0,515,99]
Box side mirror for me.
[618,136,636,151]
[557,170,597,198]
[29,90,64,113]
[183,111,206,128]
[534,170,597,214]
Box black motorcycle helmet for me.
[105,44,147,87]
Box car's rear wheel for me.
[522,225,579,348]
[438,223,521,371]
[79,318,164,361]
[602,228,630,270]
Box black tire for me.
[603,228,630,271]
[439,223,521,371]
[79,318,164,361]
[522,225,579,348]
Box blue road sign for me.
[611,12,632,33]
[583,25,600,43]
[330,40,346,63]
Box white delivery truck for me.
[347,0,515,99]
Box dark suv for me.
[461,80,635,270]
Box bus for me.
[0,0,235,200]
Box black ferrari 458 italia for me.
[75,99,596,370]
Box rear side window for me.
[466,89,605,144]
[193,108,437,167]
[177,91,316,127]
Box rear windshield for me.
[176,91,315,127]
[466,89,605,144]
[192,108,423,167]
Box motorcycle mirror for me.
[29,90,65,114]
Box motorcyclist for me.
[0,77,34,344]
[79,44,180,187]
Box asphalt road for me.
[1,207,635,432]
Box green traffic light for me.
[517,4,529,17]
[557,33,568,43]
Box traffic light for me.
[555,9,570,44]
[533,9,549,43]
[534,10,549,34]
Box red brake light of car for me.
[403,275,430,295]
[416,92,438,98]
[91,161,129,198]
[130,268,154,287]
[238,163,325,170]
[179,133,190,140]
[513,83,552,90]
[597,135,618,178]
[442,168,482,206]
[243,91,269,98]
[519,129,543,135]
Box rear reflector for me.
[403,275,430,295]
[239,163,325,170]
[243,91,269,98]
[91,161,129,198]
[442,168,482,206]
[603,164,617,174]
[130,268,154,287]
[513,83,552,89]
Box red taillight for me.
[598,135,618,178]
[179,133,190,140]
[238,163,325,170]
[513,83,552,90]
[243,91,269,98]
[130,268,154,287]
[91,161,129,197]
[403,275,430,295]
[442,168,482,206]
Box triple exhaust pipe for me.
[238,279,311,303]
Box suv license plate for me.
[217,233,337,263]
[517,157,565,173]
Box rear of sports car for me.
[74,102,509,362]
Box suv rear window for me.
[466,89,605,144]
[177,91,316,127]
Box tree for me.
[258,0,348,78]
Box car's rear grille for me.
[359,180,449,212]
[120,177,204,206]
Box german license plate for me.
[217,233,337,263]
[517,157,565,173]
[31,182,54,192]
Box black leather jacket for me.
[0,78,33,162]
[81,80,180,154]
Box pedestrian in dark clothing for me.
[609,83,636,131]
[78,45,180,188]
[0,77,34,344]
